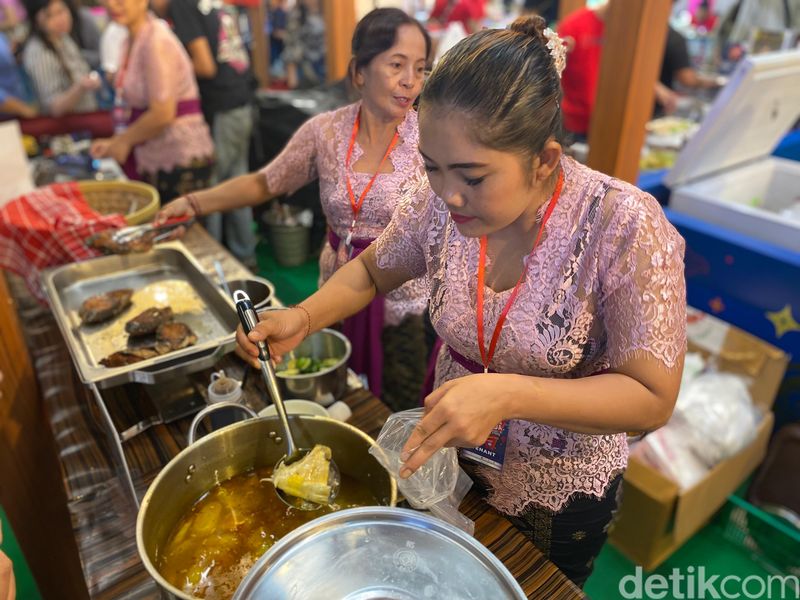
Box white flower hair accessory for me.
[543,27,567,79]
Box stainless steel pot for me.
[276,328,351,406]
[136,413,396,600]
[234,507,527,600]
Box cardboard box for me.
[609,309,789,570]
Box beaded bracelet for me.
[186,193,203,217]
[291,304,312,339]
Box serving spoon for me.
[233,290,340,510]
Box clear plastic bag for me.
[633,372,762,489]
[674,372,761,467]
[369,408,475,535]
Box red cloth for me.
[558,8,605,136]
[430,0,485,32]
[3,111,115,141]
[0,182,126,303]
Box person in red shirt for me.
[690,0,717,33]
[557,3,608,138]
[429,0,485,34]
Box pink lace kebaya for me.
[119,15,213,176]
[376,156,687,515]
[260,102,428,326]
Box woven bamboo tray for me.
[79,180,160,225]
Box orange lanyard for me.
[476,170,564,372]
[343,110,399,249]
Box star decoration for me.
[708,297,725,314]
[766,305,800,339]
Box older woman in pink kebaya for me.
[157,9,433,411]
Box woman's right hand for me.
[154,195,195,226]
[235,307,308,368]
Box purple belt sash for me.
[448,345,496,374]
[419,342,489,404]
[122,98,203,180]
[328,228,385,398]
[327,228,374,257]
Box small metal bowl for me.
[275,328,351,407]
[226,277,275,311]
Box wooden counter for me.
[4,225,584,599]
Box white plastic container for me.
[666,50,800,253]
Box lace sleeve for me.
[598,189,687,370]
[374,174,435,281]
[143,25,179,105]
[259,116,320,197]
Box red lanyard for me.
[476,170,564,372]
[343,110,399,247]
[115,39,133,95]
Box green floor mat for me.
[585,522,777,599]
[0,505,42,600]
[255,238,320,306]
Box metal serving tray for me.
[42,242,238,388]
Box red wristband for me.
[291,304,312,339]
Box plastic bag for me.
[630,421,710,488]
[635,372,762,489]
[674,372,761,467]
[369,408,475,535]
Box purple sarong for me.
[328,229,384,398]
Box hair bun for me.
[509,15,548,45]
[509,15,566,79]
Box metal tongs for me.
[109,216,195,244]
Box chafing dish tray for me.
[42,242,238,388]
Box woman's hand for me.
[154,195,195,225]
[79,72,102,92]
[90,136,132,165]
[399,374,513,478]
[235,307,308,369]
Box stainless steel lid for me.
[234,507,526,600]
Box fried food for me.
[79,289,133,324]
[99,347,160,367]
[155,322,198,354]
[125,306,174,336]
[88,231,155,255]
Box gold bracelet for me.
[186,193,203,217]
[291,304,312,339]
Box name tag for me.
[459,420,510,470]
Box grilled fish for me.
[99,347,160,367]
[125,307,174,336]
[154,322,198,354]
[88,231,155,255]
[79,289,133,324]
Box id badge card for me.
[459,420,510,470]
[112,95,130,135]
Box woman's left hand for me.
[399,374,513,478]
[90,136,131,165]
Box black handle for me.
[234,292,269,362]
